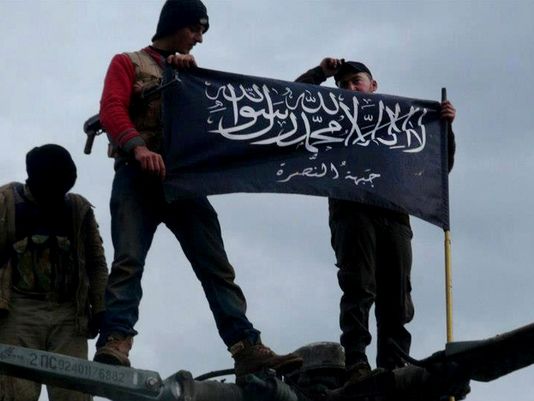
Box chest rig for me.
[125,50,164,153]
[10,186,76,301]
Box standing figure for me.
[94,0,302,378]
[296,59,456,381]
[0,144,108,401]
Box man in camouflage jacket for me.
[0,144,108,401]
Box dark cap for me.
[152,0,209,42]
[334,61,372,84]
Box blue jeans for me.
[97,162,260,347]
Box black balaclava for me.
[152,0,209,42]
[25,144,77,208]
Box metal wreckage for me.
[1,322,534,401]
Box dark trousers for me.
[329,199,414,370]
[97,162,260,348]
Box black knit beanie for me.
[26,144,77,204]
[152,0,209,42]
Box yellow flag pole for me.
[442,87,453,343]
[444,229,453,342]
[445,230,454,401]
[442,87,455,401]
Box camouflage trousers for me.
[0,291,91,401]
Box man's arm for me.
[0,185,14,271]
[295,57,343,85]
[99,53,166,178]
[100,54,142,153]
[82,208,108,318]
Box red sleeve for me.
[99,54,145,153]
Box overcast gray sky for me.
[2,1,534,400]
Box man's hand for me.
[167,54,198,69]
[320,57,344,77]
[133,145,166,180]
[441,100,456,124]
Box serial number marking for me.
[29,353,127,384]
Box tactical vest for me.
[10,186,76,301]
[125,50,164,153]
[11,235,75,301]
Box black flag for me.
[162,67,449,229]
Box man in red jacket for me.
[94,0,302,379]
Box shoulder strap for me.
[124,50,163,79]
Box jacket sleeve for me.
[0,191,8,268]
[0,184,15,270]
[295,66,328,85]
[100,54,146,154]
[0,186,12,311]
[447,128,456,173]
[82,208,108,314]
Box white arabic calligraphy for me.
[276,162,380,187]
[204,82,430,154]
[345,170,381,187]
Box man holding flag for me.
[94,0,302,378]
[296,59,456,382]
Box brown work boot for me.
[94,333,133,367]
[345,361,372,385]
[230,339,303,378]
